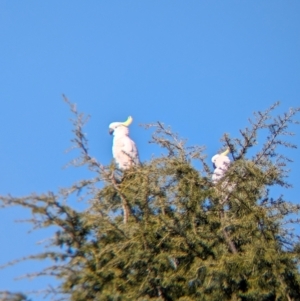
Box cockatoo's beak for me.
[109,128,114,135]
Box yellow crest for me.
[122,116,133,127]
[220,148,230,156]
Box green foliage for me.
[1,101,300,300]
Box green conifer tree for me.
[1,100,300,301]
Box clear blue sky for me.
[1,1,299,298]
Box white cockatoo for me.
[109,116,140,170]
[211,148,231,184]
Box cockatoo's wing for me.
[212,168,222,183]
[121,136,140,165]
[113,136,139,170]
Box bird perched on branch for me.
[211,148,231,183]
[109,116,140,170]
